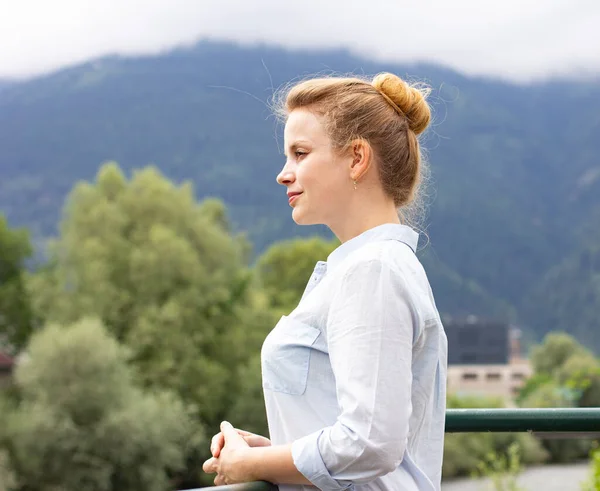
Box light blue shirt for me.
[261,223,448,491]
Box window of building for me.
[459,330,479,346]
[486,372,501,380]
[462,372,478,381]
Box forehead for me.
[284,109,329,146]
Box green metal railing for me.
[183,408,600,491]
[446,407,600,435]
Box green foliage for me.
[418,249,516,321]
[447,393,505,409]
[522,245,600,353]
[514,373,553,406]
[0,215,35,352]
[20,163,277,487]
[523,332,600,408]
[256,236,338,314]
[443,394,548,479]
[518,332,598,463]
[518,379,575,408]
[519,381,592,462]
[472,442,525,491]
[556,354,600,407]
[0,449,16,491]
[27,162,262,429]
[582,445,600,491]
[443,432,498,479]
[442,429,548,479]
[0,318,200,491]
[530,332,592,376]
[225,353,269,438]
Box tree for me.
[256,236,339,314]
[28,162,267,430]
[0,317,200,491]
[0,215,35,353]
[526,332,600,407]
[0,449,15,491]
[530,332,591,376]
[556,354,600,407]
[225,353,269,438]
[519,380,592,462]
[518,333,598,463]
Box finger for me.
[235,428,254,436]
[221,421,243,443]
[221,420,234,435]
[214,474,226,486]
[211,432,224,457]
[243,434,271,447]
[202,457,218,474]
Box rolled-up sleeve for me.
[292,257,418,490]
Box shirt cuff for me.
[291,429,354,491]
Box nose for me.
[276,161,295,186]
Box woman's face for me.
[277,109,351,226]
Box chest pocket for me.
[261,316,321,395]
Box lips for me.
[288,192,302,204]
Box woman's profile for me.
[203,72,448,491]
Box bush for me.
[1,318,204,491]
[0,449,16,491]
[443,394,548,479]
[519,380,593,462]
[582,445,600,491]
[473,442,525,491]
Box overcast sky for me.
[2,0,599,83]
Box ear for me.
[348,138,372,182]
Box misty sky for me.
[2,0,599,82]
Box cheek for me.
[298,160,345,195]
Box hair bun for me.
[372,73,431,135]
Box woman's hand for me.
[203,421,269,486]
[210,425,271,458]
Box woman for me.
[203,72,448,491]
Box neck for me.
[330,200,401,244]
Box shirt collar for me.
[326,223,419,273]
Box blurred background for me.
[1,1,599,490]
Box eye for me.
[295,150,307,159]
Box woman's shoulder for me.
[338,238,422,275]
[333,239,434,301]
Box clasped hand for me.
[202,421,271,486]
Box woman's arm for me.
[245,444,314,485]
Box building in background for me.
[445,316,531,405]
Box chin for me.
[292,208,317,226]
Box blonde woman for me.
[203,73,448,491]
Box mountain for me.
[1,41,599,348]
[522,243,600,351]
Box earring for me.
[353,180,358,190]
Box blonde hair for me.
[274,72,432,228]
